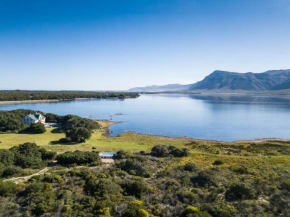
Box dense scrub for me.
[0,143,56,179]
[0,109,43,132]
[0,90,139,101]
[0,143,290,216]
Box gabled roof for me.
[24,113,45,120]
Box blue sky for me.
[1,0,290,90]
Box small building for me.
[21,113,46,126]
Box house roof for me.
[25,113,45,120]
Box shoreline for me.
[0,99,61,105]
[0,96,138,105]
[101,120,290,143]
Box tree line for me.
[0,90,139,101]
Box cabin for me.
[21,113,46,126]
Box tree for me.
[29,122,46,134]
[10,143,47,168]
[65,127,91,143]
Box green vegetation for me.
[0,140,290,216]
[61,114,100,143]
[1,110,290,216]
[0,90,139,101]
[29,122,46,134]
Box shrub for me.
[225,183,256,201]
[0,149,14,166]
[114,150,131,160]
[151,145,169,157]
[42,174,64,184]
[280,180,290,191]
[116,159,150,177]
[10,143,44,168]
[151,145,190,158]
[56,151,101,165]
[2,165,22,177]
[0,181,18,197]
[200,202,237,217]
[85,178,122,197]
[191,170,218,188]
[168,146,190,157]
[184,162,199,172]
[213,160,224,166]
[121,181,149,198]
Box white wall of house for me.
[21,114,46,126]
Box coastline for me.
[101,120,290,143]
[0,99,61,105]
[0,96,139,105]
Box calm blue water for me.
[99,153,115,156]
[1,94,290,141]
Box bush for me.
[280,179,290,191]
[85,178,122,197]
[225,183,256,201]
[191,170,218,188]
[2,165,22,177]
[121,181,149,198]
[151,145,190,158]
[10,143,44,168]
[184,162,199,172]
[0,180,18,197]
[213,160,224,166]
[200,202,237,217]
[116,159,150,177]
[168,146,190,157]
[56,151,101,165]
[0,149,14,166]
[114,150,131,160]
[29,122,46,134]
[151,145,169,157]
[42,174,64,184]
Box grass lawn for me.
[0,120,192,153]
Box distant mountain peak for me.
[128,69,290,92]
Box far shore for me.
[0,99,62,105]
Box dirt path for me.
[4,168,50,184]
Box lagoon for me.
[1,94,290,141]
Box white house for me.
[21,113,46,126]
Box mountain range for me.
[128,69,290,92]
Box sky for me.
[1,0,290,90]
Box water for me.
[99,153,115,157]
[1,94,290,141]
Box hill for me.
[189,69,290,91]
[129,69,290,92]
